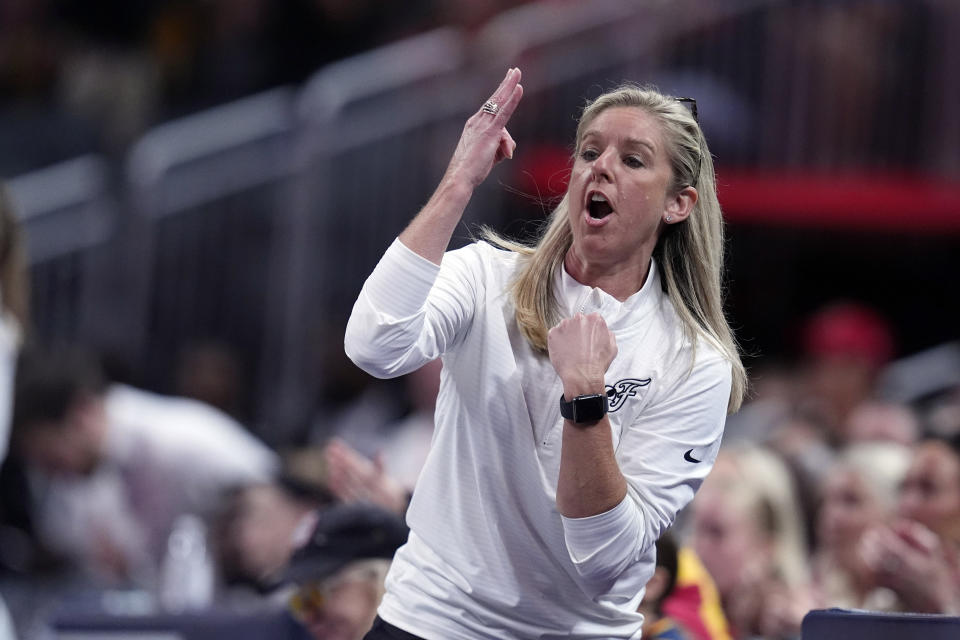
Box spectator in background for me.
[0,186,29,640]
[812,442,911,611]
[322,440,409,518]
[9,345,277,587]
[380,358,440,490]
[860,436,960,614]
[308,320,406,456]
[284,503,408,640]
[0,1,96,176]
[843,400,919,446]
[53,0,163,152]
[639,533,691,640]
[926,388,960,441]
[762,302,898,522]
[799,302,895,445]
[661,546,733,640]
[689,447,812,639]
[292,558,391,640]
[175,340,248,421]
[0,188,28,463]
[893,438,960,547]
[769,401,918,573]
[322,359,442,516]
[215,476,331,589]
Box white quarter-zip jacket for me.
[345,239,732,639]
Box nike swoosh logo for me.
[683,449,701,463]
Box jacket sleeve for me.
[344,238,482,378]
[560,350,731,591]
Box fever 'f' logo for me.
[605,378,651,412]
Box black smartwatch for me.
[559,392,609,424]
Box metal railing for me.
[5,155,119,345]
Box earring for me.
[666,215,673,223]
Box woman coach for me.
[346,68,746,639]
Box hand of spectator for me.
[323,438,409,516]
[91,526,131,583]
[443,68,523,189]
[722,557,776,637]
[758,579,814,639]
[860,519,960,613]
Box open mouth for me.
[588,193,614,219]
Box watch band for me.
[559,392,609,424]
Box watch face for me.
[572,394,607,423]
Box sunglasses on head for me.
[675,97,698,123]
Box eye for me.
[624,155,644,169]
[580,148,599,162]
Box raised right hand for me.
[444,68,524,189]
[397,68,523,264]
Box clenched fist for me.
[547,313,617,399]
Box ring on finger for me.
[481,100,499,115]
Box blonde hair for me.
[483,85,745,412]
[834,442,912,513]
[324,557,391,605]
[702,446,810,589]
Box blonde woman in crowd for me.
[812,442,912,610]
[689,447,812,639]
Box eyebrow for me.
[624,137,657,155]
[581,131,657,155]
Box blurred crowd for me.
[0,0,532,176]
[684,305,960,638]
[3,1,944,177]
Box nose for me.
[591,148,615,182]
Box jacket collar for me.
[556,257,663,331]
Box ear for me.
[663,185,697,225]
